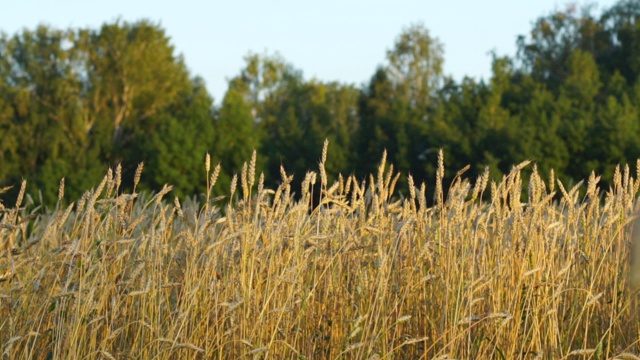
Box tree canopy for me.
[2,1,640,206]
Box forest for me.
[1,0,640,205]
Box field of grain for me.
[2,145,640,359]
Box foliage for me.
[3,1,640,206]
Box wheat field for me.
[2,144,640,359]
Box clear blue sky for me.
[2,0,618,104]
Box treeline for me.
[2,0,640,205]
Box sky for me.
[1,0,620,104]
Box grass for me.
[2,143,640,359]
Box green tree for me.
[598,0,640,84]
[213,79,260,193]
[258,78,359,189]
[357,24,443,185]
[508,73,570,182]
[0,25,104,203]
[474,57,520,177]
[0,76,20,184]
[76,20,192,147]
[516,4,601,93]
[76,19,202,194]
[0,20,216,204]
[386,23,444,110]
[128,77,216,198]
[586,71,640,180]
[223,53,301,189]
[227,53,359,191]
[556,49,601,180]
